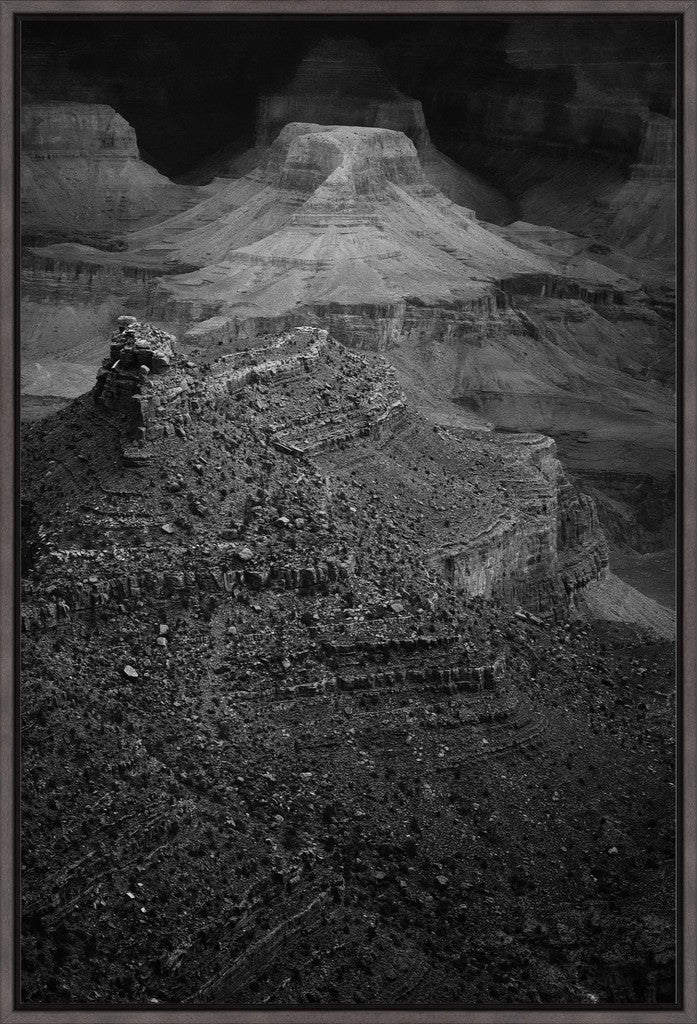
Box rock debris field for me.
[20,320,675,1005]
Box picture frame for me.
[1,2,695,1022]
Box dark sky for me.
[20,16,676,177]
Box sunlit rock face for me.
[135,123,570,334]
[22,102,140,155]
[21,102,203,245]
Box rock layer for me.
[22,320,610,629]
[187,37,512,223]
[22,119,674,559]
[21,102,203,245]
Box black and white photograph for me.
[1,0,695,1017]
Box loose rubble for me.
[20,319,674,1005]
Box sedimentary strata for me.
[21,102,203,246]
[20,317,675,1005]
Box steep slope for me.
[21,102,205,246]
[20,320,675,1004]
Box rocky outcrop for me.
[22,317,613,633]
[436,433,608,617]
[94,317,177,444]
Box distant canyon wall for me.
[21,102,201,246]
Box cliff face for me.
[437,433,608,616]
[22,102,140,155]
[21,102,203,245]
[439,92,674,264]
[397,19,676,265]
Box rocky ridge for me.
[21,320,614,638]
[20,318,675,1004]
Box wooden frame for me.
[1,2,695,1021]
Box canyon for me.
[22,104,675,569]
[19,20,677,1007]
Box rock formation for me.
[21,102,204,246]
[18,25,677,1006]
[426,19,676,266]
[112,124,635,331]
[185,37,512,223]
[20,317,675,1004]
[22,119,674,558]
[23,314,676,657]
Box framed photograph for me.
[1,1,695,1021]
